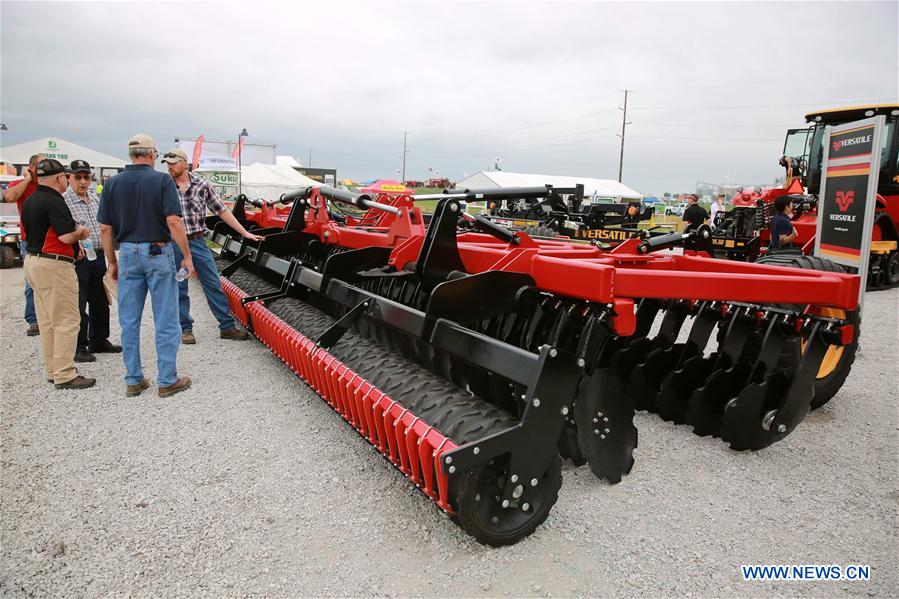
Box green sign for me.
[196,170,240,199]
[208,171,239,186]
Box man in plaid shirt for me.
[64,160,121,359]
[162,149,262,344]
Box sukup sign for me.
[815,116,885,305]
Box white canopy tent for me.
[455,171,643,202]
[0,137,126,174]
[239,162,321,202]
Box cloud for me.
[2,1,896,193]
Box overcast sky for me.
[2,1,896,194]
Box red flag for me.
[232,136,246,163]
[191,135,205,171]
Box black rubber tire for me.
[454,454,562,547]
[754,254,859,409]
[885,252,899,287]
[0,245,16,269]
[522,225,558,238]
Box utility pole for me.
[618,89,631,183]
[308,149,312,167]
[401,131,408,182]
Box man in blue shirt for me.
[98,134,196,398]
[769,195,798,251]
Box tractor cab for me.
[783,104,899,198]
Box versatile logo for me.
[575,228,638,241]
[835,190,855,212]
[832,140,842,152]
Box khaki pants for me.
[23,255,80,384]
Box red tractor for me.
[712,104,899,288]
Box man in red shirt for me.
[3,153,43,336]
[21,159,94,389]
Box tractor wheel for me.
[885,252,899,287]
[0,246,16,269]
[454,453,562,547]
[755,254,859,409]
[522,225,558,238]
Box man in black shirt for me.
[682,194,709,232]
[21,159,95,389]
[769,195,798,250]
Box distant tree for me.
[663,192,671,198]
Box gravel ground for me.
[1,265,897,597]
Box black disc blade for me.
[655,355,717,424]
[720,372,791,451]
[685,361,754,437]
[574,367,638,484]
[629,345,683,412]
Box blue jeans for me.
[118,242,181,387]
[173,237,235,332]
[20,241,36,326]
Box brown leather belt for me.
[34,252,75,263]
[187,231,206,241]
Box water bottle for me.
[175,267,190,282]
[81,238,97,261]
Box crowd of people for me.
[3,134,262,396]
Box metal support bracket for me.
[315,300,370,351]
[240,260,298,307]
[439,345,582,503]
[772,320,829,430]
[220,251,254,278]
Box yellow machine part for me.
[870,240,897,255]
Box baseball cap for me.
[128,133,156,151]
[69,159,91,173]
[161,148,188,164]
[35,159,68,177]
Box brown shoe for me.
[55,375,96,390]
[26,324,40,336]
[220,327,248,340]
[181,331,196,345]
[158,376,191,398]
[126,379,150,397]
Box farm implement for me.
[208,184,860,545]
[477,183,657,242]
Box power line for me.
[407,126,620,162]
[413,107,619,144]
[631,121,795,128]
[629,134,781,143]
[630,97,898,111]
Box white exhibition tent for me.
[240,162,321,202]
[0,137,126,173]
[455,171,643,202]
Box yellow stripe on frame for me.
[826,168,871,177]
[820,248,861,262]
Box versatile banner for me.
[814,116,884,297]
